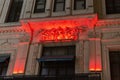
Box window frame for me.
[109,51,120,80]
[51,0,71,17]
[53,0,65,12]
[0,55,10,76]
[5,0,24,23]
[34,0,46,13]
[102,44,120,80]
[74,0,86,10]
[0,0,26,24]
[102,0,120,18]
[39,45,75,76]
[40,61,75,76]
[105,0,120,14]
[42,46,75,57]
[72,0,93,15]
[0,0,5,19]
[30,0,52,18]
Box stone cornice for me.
[0,27,26,34]
[0,26,30,42]
[96,19,120,28]
[22,14,97,22]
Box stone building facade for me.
[0,0,120,80]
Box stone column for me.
[13,42,29,74]
[75,41,84,73]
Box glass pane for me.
[58,68,66,75]
[76,1,85,9]
[109,51,120,80]
[54,0,65,12]
[36,4,44,9]
[105,0,114,14]
[74,0,85,10]
[34,0,46,13]
[15,0,23,2]
[43,49,51,56]
[37,0,45,4]
[0,55,10,75]
[2,67,7,76]
[41,68,48,76]
[56,48,66,56]
[40,61,75,76]
[56,0,65,2]
[43,46,75,56]
[51,48,57,56]
[114,0,120,12]
[55,3,64,11]
[49,68,56,76]
[5,0,23,22]
[106,0,120,14]
[67,68,74,75]
[68,46,75,55]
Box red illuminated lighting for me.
[89,55,102,72]
[37,27,78,42]
[13,58,26,74]
[26,19,90,30]
[89,67,102,72]
[89,62,102,71]
[22,16,97,32]
[13,70,24,74]
[22,15,98,42]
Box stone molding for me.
[0,27,26,34]
[88,31,102,38]
[102,31,120,39]
[96,19,120,28]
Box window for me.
[74,0,86,10]
[34,0,46,13]
[5,0,23,22]
[54,0,65,12]
[38,46,75,76]
[0,55,10,75]
[109,51,120,80]
[42,46,75,56]
[40,61,75,76]
[105,0,120,14]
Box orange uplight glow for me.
[13,59,25,74]
[13,66,25,74]
[89,54,102,71]
[89,65,102,71]
[89,68,102,72]
[13,70,24,74]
